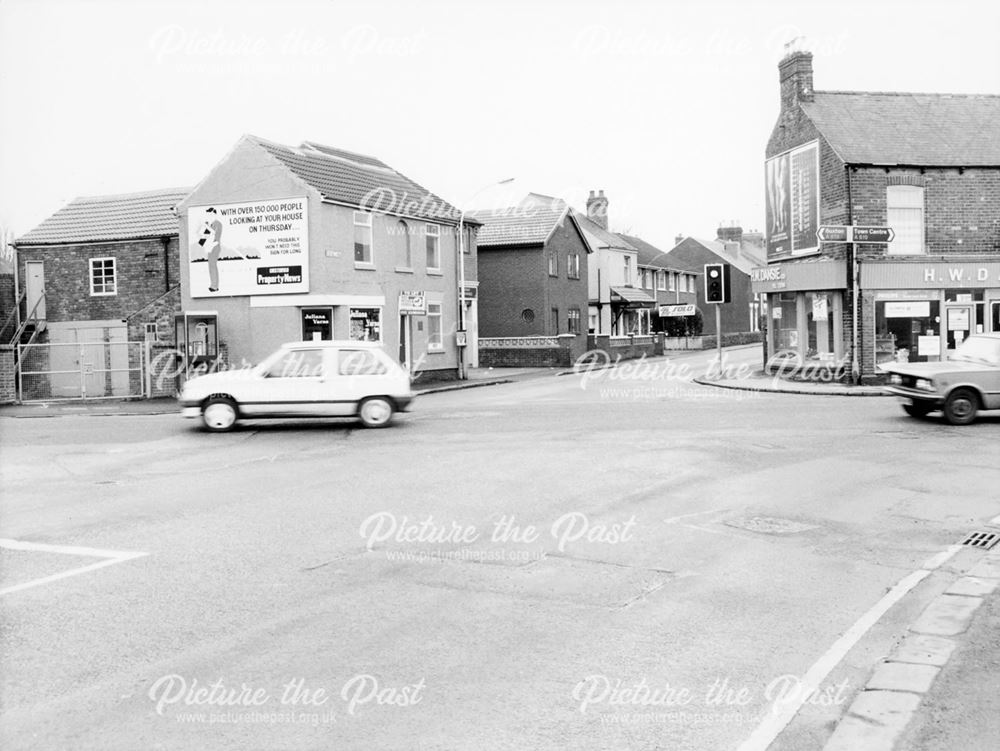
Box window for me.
[567,252,580,279]
[548,252,558,276]
[427,303,443,351]
[668,272,676,292]
[887,185,925,254]
[397,220,411,269]
[354,212,373,265]
[144,322,158,342]
[264,349,324,378]
[623,256,632,286]
[551,307,559,334]
[349,308,381,341]
[426,224,440,270]
[657,271,667,291]
[688,275,696,293]
[90,257,116,295]
[567,308,581,334]
[339,349,387,376]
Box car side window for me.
[338,349,387,376]
[263,349,324,378]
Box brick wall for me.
[16,237,180,323]
[0,273,15,336]
[0,346,14,403]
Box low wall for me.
[478,334,588,368]
[587,334,660,362]
[664,332,763,350]
[0,346,14,404]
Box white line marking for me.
[0,538,148,596]
[921,544,963,571]
[663,508,729,524]
[736,566,933,751]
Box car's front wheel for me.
[943,388,978,426]
[358,397,394,428]
[903,402,934,418]
[202,396,239,432]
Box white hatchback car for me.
[179,341,415,431]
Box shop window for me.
[302,308,333,341]
[567,308,581,334]
[991,301,1000,333]
[349,307,381,341]
[887,186,925,255]
[354,212,373,265]
[875,298,940,364]
[567,253,579,279]
[90,257,117,295]
[427,303,443,351]
[397,220,412,269]
[548,253,558,277]
[426,225,440,271]
[806,292,836,360]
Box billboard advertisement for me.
[188,198,309,297]
[765,141,819,260]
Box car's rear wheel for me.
[358,397,393,428]
[203,397,239,432]
[943,388,978,426]
[903,402,934,418]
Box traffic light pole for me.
[715,304,722,377]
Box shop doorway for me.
[945,305,974,352]
[398,314,412,372]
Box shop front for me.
[862,260,1000,370]
[752,259,847,372]
[610,286,656,335]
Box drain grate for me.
[960,531,1000,550]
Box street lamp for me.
[457,177,515,379]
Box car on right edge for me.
[882,332,1000,425]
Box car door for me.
[328,348,390,415]
[247,347,333,417]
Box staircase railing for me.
[10,290,46,345]
[0,287,26,343]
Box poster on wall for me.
[765,141,820,260]
[188,198,309,297]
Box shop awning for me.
[610,286,656,307]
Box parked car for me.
[179,341,415,431]
[882,333,1000,425]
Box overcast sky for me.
[2,0,998,254]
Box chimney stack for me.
[778,48,814,111]
[674,233,685,246]
[586,189,609,230]
[716,223,744,244]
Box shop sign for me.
[751,260,846,293]
[188,198,309,298]
[765,140,820,260]
[862,262,1000,289]
[917,335,940,356]
[885,301,930,318]
[398,290,427,315]
[658,304,696,317]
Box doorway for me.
[25,261,45,320]
[945,305,973,352]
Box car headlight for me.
[889,374,902,385]
[915,378,934,391]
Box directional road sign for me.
[817,225,850,242]
[851,226,895,243]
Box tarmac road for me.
[1,347,998,751]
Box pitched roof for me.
[249,135,465,224]
[572,212,637,253]
[17,187,190,245]
[618,233,688,273]
[466,193,573,247]
[685,237,759,274]
[801,91,1000,166]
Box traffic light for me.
[704,263,731,304]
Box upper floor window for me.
[688,275,696,294]
[657,271,667,291]
[668,272,676,292]
[397,220,411,269]
[354,212,373,265]
[887,185,925,254]
[623,256,632,286]
[426,224,441,271]
[567,252,580,279]
[548,252,558,276]
[90,257,117,296]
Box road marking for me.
[0,538,148,596]
[735,546,962,751]
[663,508,729,524]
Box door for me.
[25,261,45,320]
[945,305,973,354]
[398,315,411,372]
[466,299,479,368]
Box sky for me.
[1,0,999,257]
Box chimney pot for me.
[585,189,609,231]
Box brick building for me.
[177,135,476,381]
[666,229,766,337]
[469,193,590,338]
[757,50,1000,381]
[12,188,188,398]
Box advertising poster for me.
[765,141,819,260]
[188,198,309,297]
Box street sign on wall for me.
[398,290,427,315]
